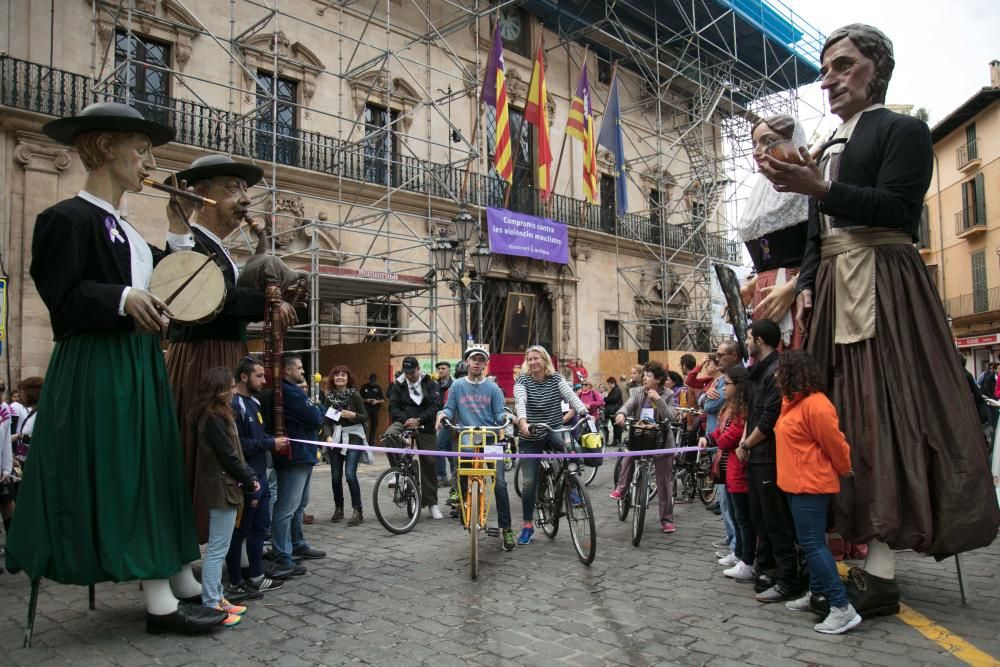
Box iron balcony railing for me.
[0,55,740,262]
[944,286,1000,319]
[956,138,980,169]
[955,207,986,235]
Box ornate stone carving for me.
[505,255,529,281]
[238,30,326,117]
[504,68,527,106]
[347,69,419,133]
[92,0,200,73]
[14,137,71,174]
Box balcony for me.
[0,55,741,263]
[955,207,986,238]
[956,139,981,172]
[944,286,1000,320]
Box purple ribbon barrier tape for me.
[290,437,706,459]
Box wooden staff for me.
[265,276,309,454]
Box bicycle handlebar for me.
[439,415,512,432]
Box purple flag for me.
[486,207,569,265]
[481,22,503,106]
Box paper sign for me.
[484,445,504,460]
[560,401,570,412]
[640,408,655,421]
[325,407,342,422]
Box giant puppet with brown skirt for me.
[4,102,229,635]
[757,24,1000,617]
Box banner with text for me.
[486,207,569,265]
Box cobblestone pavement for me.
[2,459,998,666]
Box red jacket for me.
[708,415,747,493]
[775,392,852,494]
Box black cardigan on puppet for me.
[30,197,167,340]
[797,108,933,294]
[167,226,266,343]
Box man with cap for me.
[384,356,443,519]
[760,24,999,622]
[163,153,296,544]
[435,345,515,551]
[5,102,228,633]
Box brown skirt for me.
[752,267,804,351]
[808,244,999,556]
[166,339,248,543]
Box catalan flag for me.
[566,63,597,204]
[481,22,512,184]
[597,72,628,216]
[524,39,552,200]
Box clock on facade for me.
[498,9,522,41]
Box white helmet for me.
[463,344,490,362]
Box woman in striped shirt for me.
[513,346,588,545]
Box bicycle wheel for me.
[513,460,523,498]
[632,465,648,547]
[535,468,559,539]
[565,474,596,565]
[616,478,631,522]
[373,468,421,535]
[612,456,623,491]
[469,481,480,580]
[698,473,717,504]
[582,462,599,487]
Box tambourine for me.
[149,251,226,325]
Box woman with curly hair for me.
[701,365,755,581]
[774,351,859,634]
[323,365,368,526]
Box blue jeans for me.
[518,431,567,523]
[787,493,848,608]
[202,506,238,608]
[329,444,363,509]
[273,464,314,563]
[718,485,737,551]
[227,473,271,584]
[436,429,457,480]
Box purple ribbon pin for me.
[105,216,124,244]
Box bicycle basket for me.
[627,424,667,451]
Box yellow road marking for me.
[834,562,1000,666]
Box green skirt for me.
[5,331,200,584]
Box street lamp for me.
[429,206,492,354]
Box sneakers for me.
[718,552,739,567]
[785,593,813,611]
[723,561,755,581]
[754,584,796,603]
[225,581,263,603]
[661,522,676,533]
[247,575,284,593]
[715,549,731,559]
[430,505,444,520]
[814,604,862,634]
[214,599,247,616]
[448,489,460,503]
[517,527,534,545]
[609,488,623,500]
[218,613,242,628]
[293,545,326,560]
[711,539,729,548]
[502,529,516,552]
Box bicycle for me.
[672,445,715,504]
[514,416,602,495]
[372,428,422,534]
[619,417,668,547]
[525,422,597,565]
[441,418,509,579]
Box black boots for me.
[348,509,363,526]
[844,567,900,618]
[330,506,344,522]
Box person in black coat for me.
[604,376,624,446]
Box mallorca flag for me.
[481,22,512,184]
[524,39,552,200]
[566,63,597,203]
[597,72,628,216]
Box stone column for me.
[11,132,72,378]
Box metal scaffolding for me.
[2,0,826,366]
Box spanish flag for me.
[566,63,597,204]
[524,39,552,200]
[481,22,512,184]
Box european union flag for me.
[596,74,628,216]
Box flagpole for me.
[459,102,482,203]
[551,48,587,210]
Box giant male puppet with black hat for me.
[4,102,230,634]
[758,24,1000,619]
[162,153,301,544]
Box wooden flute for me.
[142,178,217,206]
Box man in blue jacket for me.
[227,357,292,597]
[264,353,325,573]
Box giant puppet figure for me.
[760,24,1000,617]
[5,103,227,634]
